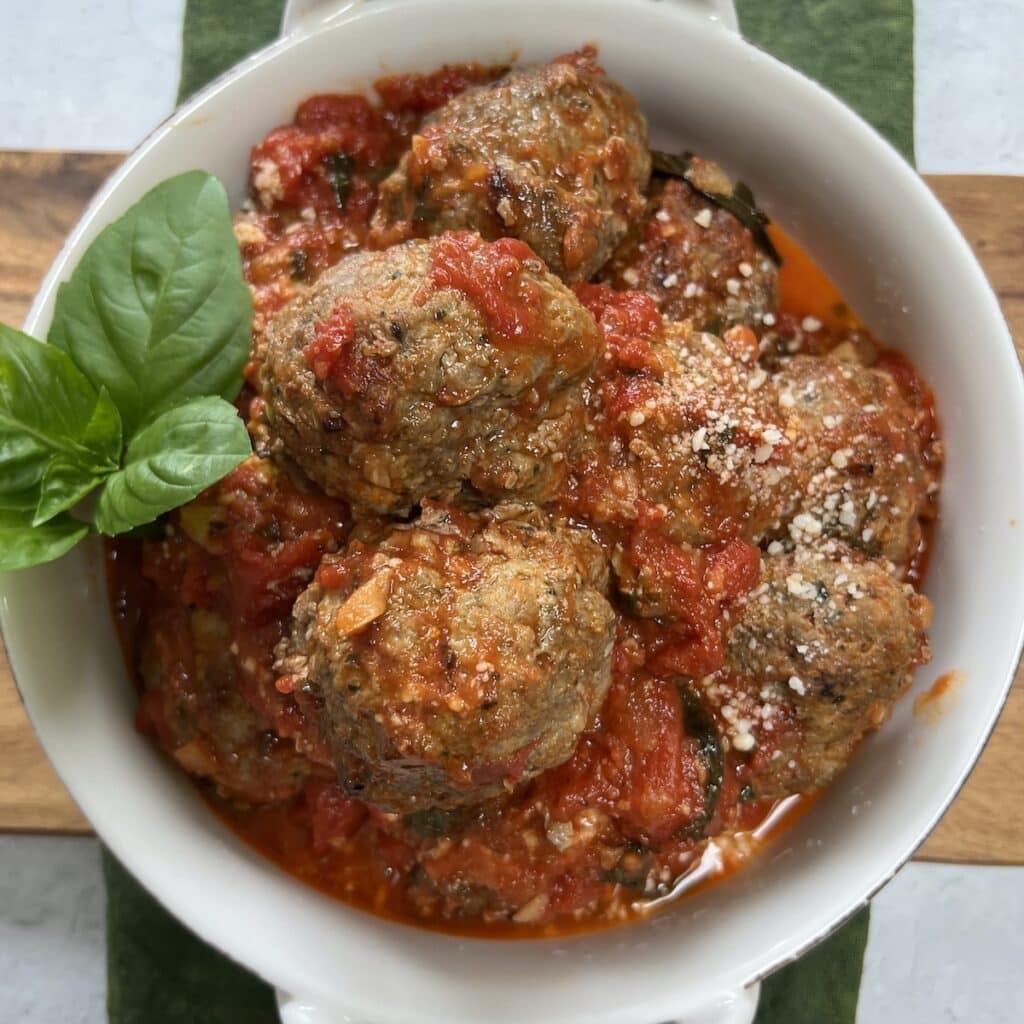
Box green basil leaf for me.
[93,396,251,535]
[0,486,42,514]
[674,680,724,841]
[79,385,124,454]
[48,171,253,437]
[324,152,355,209]
[0,324,121,511]
[34,386,122,524]
[34,456,105,525]
[0,509,89,572]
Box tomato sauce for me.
[427,231,543,344]
[237,63,506,383]
[374,63,507,116]
[201,670,795,939]
[913,669,964,723]
[769,225,861,332]
[107,71,942,940]
[576,284,664,371]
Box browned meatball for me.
[771,354,937,569]
[600,160,778,331]
[138,605,312,804]
[276,504,616,812]
[572,294,934,579]
[370,50,650,281]
[259,234,602,514]
[572,313,800,547]
[706,548,931,798]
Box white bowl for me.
[4,1,1023,1022]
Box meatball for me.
[276,504,616,812]
[571,290,934,577]
[772,354,937,568]
[600,160,778,331]
[708,549,931,797]
[138,604,312,804]
[259,233,602,514]
[571,302,800,547]
[370,50,651,281]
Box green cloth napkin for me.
[106,1,912,1020]
[736,0,914,162]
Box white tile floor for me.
[0,0,182,152]
[1,2,1022,1022]
[914,0,1024,173]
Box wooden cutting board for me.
[0,153,1021,864]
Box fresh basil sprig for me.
[0,171,253,572]
[0,511,89,572]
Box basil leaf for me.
[35,386,122,524]
[404,808,459,838]
[34,456,105,525]
[48,171,253,437]
[0,324,121,513]
[0,486,42,514]
[651,149,694,181]
[0,509,89,572]
[674,680,724,841]
[93,396,251,535]
[325,152,355,209]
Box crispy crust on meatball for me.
[370,50,651,281]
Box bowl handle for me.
[276,983,760,1024]
[281,0,739,38]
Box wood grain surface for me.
[0,153,1020,863]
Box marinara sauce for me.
[107,66,940,939]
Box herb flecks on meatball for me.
[370,48,651,282]
[276,503,616,812]
[259,234,602,514]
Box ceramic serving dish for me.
[4,1,1023,1022]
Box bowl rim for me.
[5,0,1024,1019]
